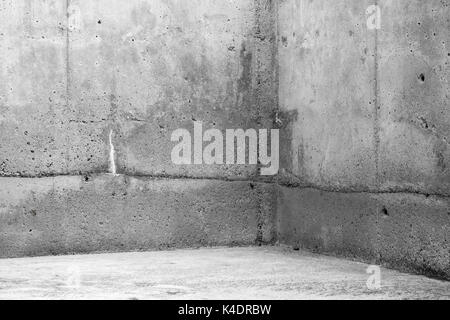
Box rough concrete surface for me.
[278,0,378,190]
[0,175,276,258]
[277,186,450,280]
[0,0,277,179]
[277,0,449,196]
[0,247,448,300]
[275,0,449,281]
[0,0,448,285]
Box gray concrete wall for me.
[0,0,277,179]
[0,176,276,257]
[277,0,449,279]
[0,0,448,280]
[0,0,278,257]
[277,186,450,279]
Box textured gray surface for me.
[0,175,276,258]
[277,0,449,196]
[275,0,449,280]
[0,246,448,300]
[277,186,450,280]
[0,0,448,283]
[0,0,277,179]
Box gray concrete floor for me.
[0,246,448,300]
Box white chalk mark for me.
[109,129,117,175]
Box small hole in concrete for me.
[249,183,255,189]
[418,73,425,82]
[381,207,389,216]
[97,20,101,24]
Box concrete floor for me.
[0,246,448,300]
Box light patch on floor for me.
[0,246,448,300]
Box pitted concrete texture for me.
[277,0,449,196]
[0,0,277,179]
[275,0,450,281]
[0,247,448,300]
[0,175,276,258]
[0,0,448,284]
[277,186,450,280]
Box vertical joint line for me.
[65,0,71,172]
[374,0,380,185]
[65,0,70,104]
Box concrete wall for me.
[0,0,448,280]
[0,0,277,179]
[277,187,450,279]
[0,176,276,257]
[277,0,449,279]
[0,0,278,257]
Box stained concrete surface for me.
[278,0,449,196]
[0,0,448,284]
[277,187,450,280]
[0,246,448,300]
[0,176,277,258]
[276,0,449,281]
[0,0,277,179]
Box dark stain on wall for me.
[0,177,277,258]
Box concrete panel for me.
[278,0,449,197]
[378,0,450,195]
[0,0,277,179]
[0,1,108,176]
[69,0,277,178]
[0,175,277,258]
[278,0,378,190]
[277,186,450,279]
